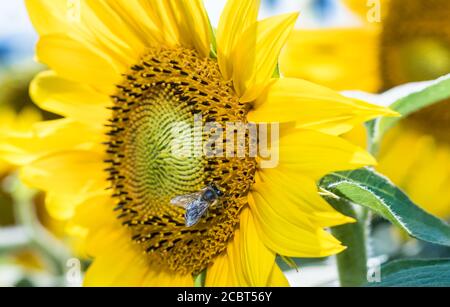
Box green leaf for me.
[368,259,450,287]
[320,168,450,247]
[369,74,450,145]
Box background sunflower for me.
[280,0,450,220]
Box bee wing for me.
[170,191,203,209]
[185,200,210,227]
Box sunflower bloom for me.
[280,0,450,219]
[343,0,390,23]
[0,0,396,286]
[0,67,43,174]
[375,92,450,219]
[281,0,450,92]
[279,27,381,92]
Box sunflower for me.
[378,0,450,89]
[280,0,450,219]
[0,65,69,281]
[279,27,381,92]
[0,0,396,286]
[0,107,40,175]
[0,66,43,226]
[281,0,450,92]
[344,84,450,219]
[343,0,390,23]
[369,89,450,219]
[0,67,44,175]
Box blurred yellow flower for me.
[343,0,390,23]
[377,98,450,219]
[0,67,43,226]
[0,68,43,175]
[280,27,381,92]
[347,95,450,219]
[281,0,450,92]
[0,0,395,286]
[0,66,69,278]
[281,0,450,219]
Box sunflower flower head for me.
[107,46,257,274]
[378,97,450,219]
[340,0,450,219]
[282,0,450,93]
[0,66,43,174]
[380,0,450,89]
[0,0,396,286]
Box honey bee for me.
[170,184,223,227]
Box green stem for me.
[330,201,368,287]
[194,270,207,287]
[6,176,71,278]
[0,226,30,255]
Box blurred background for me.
[0,0,449,287]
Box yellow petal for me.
[20,151,107,220]
[254,168,355,227]
[378,126,450,219]
[143,267,194,288]
[0,160,11,175]
[233,13,299,102]
[217,0,260,80]
[249,192,346,258]
[25,0,73,35]
[36,34,123,94]
[248,78,398,135]
[267,264,290,287]
[280,27,381,92]
[206,208,286,286]
[377,127,430,186]
[79,191,194,287]
[30,71,111,129]
[176,0,212,57]
[139,0,181,46]
[27,0,161,72]
[84,226,155,287]
[141,269,194,287]
[404,144,450,218]
[106,0,163,45]
[26,0,144,70]
[85,217,193,287]
[344,0,390,23]
[141,0,212,56]
[343,124,368,148]
[238,208,279,286]
[276,129,377,179]
[205,247,237,286]
[83,0,148,63]
[72,194,113,231]
[82,204,122,258]
[0,106,42,134]
[0,119,103,166]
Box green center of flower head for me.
[105,46,257,275]
[380,0,450,89]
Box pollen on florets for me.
[103,46,257,275]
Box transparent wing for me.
[170,191,203,209]
[185,199,211,227]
